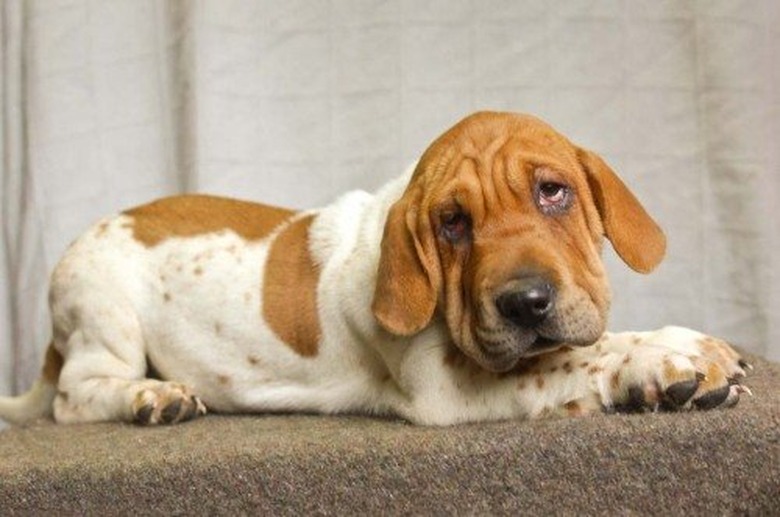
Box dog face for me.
[372,112,666,372]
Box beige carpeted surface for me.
[1,353,778,515]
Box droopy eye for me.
[440,208,471,242]
[536,182,572,213]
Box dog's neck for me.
[307,163,418,343]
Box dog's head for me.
[371,112,666,372]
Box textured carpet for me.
[1,353,778,515]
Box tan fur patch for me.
[95,222,109,237]
[662,356,690,384]
[610,371,621,389]
[262,215,321,357]
[42,343,63,384]
[564,400,583,416]
[125,194,296,247]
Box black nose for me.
[496,282,555,328]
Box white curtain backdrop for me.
[1,0,779,397]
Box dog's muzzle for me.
[469,276,566,371]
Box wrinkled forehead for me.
[412,112,582,202]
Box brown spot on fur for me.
[214,322,222,335]
[564,400,583,416]
[247,355,260,366]
[662,356,691,384]
[698,336,737,364]
[217,375,231,385]
[42,343,63,384]
[163,292,172,302]
[194,266,203,276]
[632,335,642,345]
[580,361,589,368]
[549,366,558,373]
[622,354,632,364]
[263,215,321,357]
[588,365,603,375]
[535,376,545,389]
[95,222,109,237]
[610,371,621,389]
[517,379,527,390]
[124,194,295,247]
[562,361,573,373]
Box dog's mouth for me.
[473,328,565,372]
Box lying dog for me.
[0,111,751,426]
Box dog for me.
[0,111,751,426]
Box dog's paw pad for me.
[132,383,206,425]
[665,379,699,406]
[134,402,155,425]
[692,384,731,410]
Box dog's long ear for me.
[578,147,666,273]
[372,190,439,336]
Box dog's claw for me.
[736,384,753,397]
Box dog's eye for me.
[440,209,471,242]
[536,182,571,213]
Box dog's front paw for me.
[644,325,751,382]
[595,344,748,414]
[132,382,207,425]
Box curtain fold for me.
[2,0,49,394]
[1,0,778,395]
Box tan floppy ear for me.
[371,193,439,336]
[578,148,666,273]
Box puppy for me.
[0,112,750,426]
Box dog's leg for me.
[507,329,750,417]
[598,326,751,410]
[52,294,205,425]
[391,329,751,425]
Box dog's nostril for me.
[496,283,555,328]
